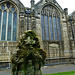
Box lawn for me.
[43,71,75,75]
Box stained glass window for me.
[1,11,7,40]
[41,15,45,40]
[45,16,49,40]
[53,17,58,40]
[7,12,12,41]
[13,12,17,41]
[49,16,54,40]
[41,5,62,41]
[0,3,17,41]
[57,17,62,40]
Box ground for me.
[41,64,75,74]
[0,64,75,75]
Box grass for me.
[42,71,75,75]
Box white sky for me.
[20,0,75,14]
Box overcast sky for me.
[20,0,75,14]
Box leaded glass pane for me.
[45,16,49,40]
[49,17,54,40]
[11,7,15,12]
[13,12,17,41]
[6,3,10,9]
[1,5,5,10]
[7,12,12,41]
[1,11,7,40]
[41,15,45,40]
[57,17,62,40]
[53,17,58,40]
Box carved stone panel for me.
[48,43,59,58]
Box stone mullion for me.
[47,10,50,41]
[11,13,13,41]
[47,10,51,58]
[56,16,59,41]
[0,10,2,40]
[10,12,12,41]
[48,10,51,41]
[52,14,54,40]
[1,11,3,41]
[49,10,51,40]
[6,10,9,41]
[46,9,50,58]
[44,9,46,40]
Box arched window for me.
[41,5,62,41]
[0,2,17,41]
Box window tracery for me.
[41,5,62,41]
[0,2,17,41]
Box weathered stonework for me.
[0,0,75,65]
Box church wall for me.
[0,0,75,65]
[34,0,73,64]
[61,14,70,57]
[0,0,25,62]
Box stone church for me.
[0,0,75,66]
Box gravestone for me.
[11,30,46,75]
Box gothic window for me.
[0,3,17,41]
[41,5,62,41]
